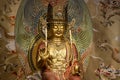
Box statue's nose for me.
[57,28,61,31]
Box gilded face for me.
[52,23,65,38]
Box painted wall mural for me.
[0,0,120,80]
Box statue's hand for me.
[37,50,52,69]
[72,65,81,76]
[37,50,53,69]
[39,50,50,60]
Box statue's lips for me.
[57,32,61,34]
[56,31,62,34]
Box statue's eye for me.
[54,26,58,29]
[60,26,63,29]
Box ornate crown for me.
[47,3,68,25]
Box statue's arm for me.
[36,41,50,69]
[71,43,83,76]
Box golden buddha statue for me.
[28,3,83,80]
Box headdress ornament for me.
[47,3,68,24]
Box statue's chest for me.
[48,45,66,59]
[48,44,68,73]
[47,43,70,74]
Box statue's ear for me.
[68,18,76,29]
[39,16,47,26]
